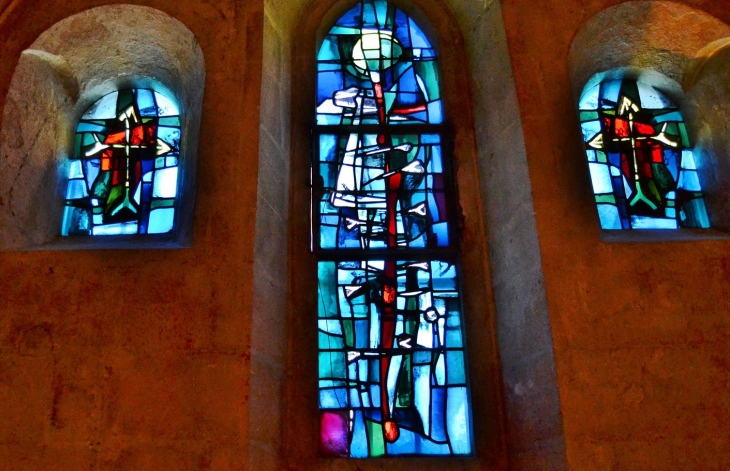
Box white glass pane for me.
[82,91,118,119]
[154,92,180,117]
[152,167,179,198]
[637,82,673,109]
[92,222,138,235]
[579,84,600,110]
[630,216,678,229]
[589,163,613,194]
[68,160,83,179]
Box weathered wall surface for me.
[445,1,566,469]
[0,0,263,469]
[500,0,730,468]
[4,0,730,469]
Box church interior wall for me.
[0,0,263,468]
[501,0,730,468]
[0,0,728,469]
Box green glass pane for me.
[678,123,690,147]
[366,419,386,457]
[595,194,617,205]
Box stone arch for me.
[0,4,205,250]
[569,0,730,239]
[251,0,566,469]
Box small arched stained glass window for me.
[62,88,181,236]
[314,0,473,458]
[579,79,710,230]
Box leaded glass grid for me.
[579,79,710,230]
[62,88,181,236]
[314,0,473,458]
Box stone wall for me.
[501,0,730,468]
[0,0,262,468]
[2,0,730,470]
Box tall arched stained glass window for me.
[314,0,473,458]
[579,79,710,230]
[62,88,181,236]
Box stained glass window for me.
[62,89,181,236]
[315,0,473,458]
[579,79,710,230]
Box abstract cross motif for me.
[318,133,449,250]
[62,89,182,236]
[315,0,473,458]
[579,79,709,230]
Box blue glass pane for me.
[597,204,621,229]
[408,18,431,48]
[65,179,88,200]
[600,79,621,105]
[336,3,361,27]
[581,120,601,141]
[682,198,710,228]
[157,126,181,149]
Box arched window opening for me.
[314,0,473,458]
[0,5,204,250]
[579,78,710,230]
[62,88,182,236]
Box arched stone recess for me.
[0,5,205,250]
[685,39,730,232]
[252,0,565,469]
[569,0,730,241]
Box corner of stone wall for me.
[445,0,568,468]
[248,5,292,471]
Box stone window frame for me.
[250,0,567,469]
[290,1,500,465]
[0,5,205,251]
[568,0,730,242]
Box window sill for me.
[600,228,730,243]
